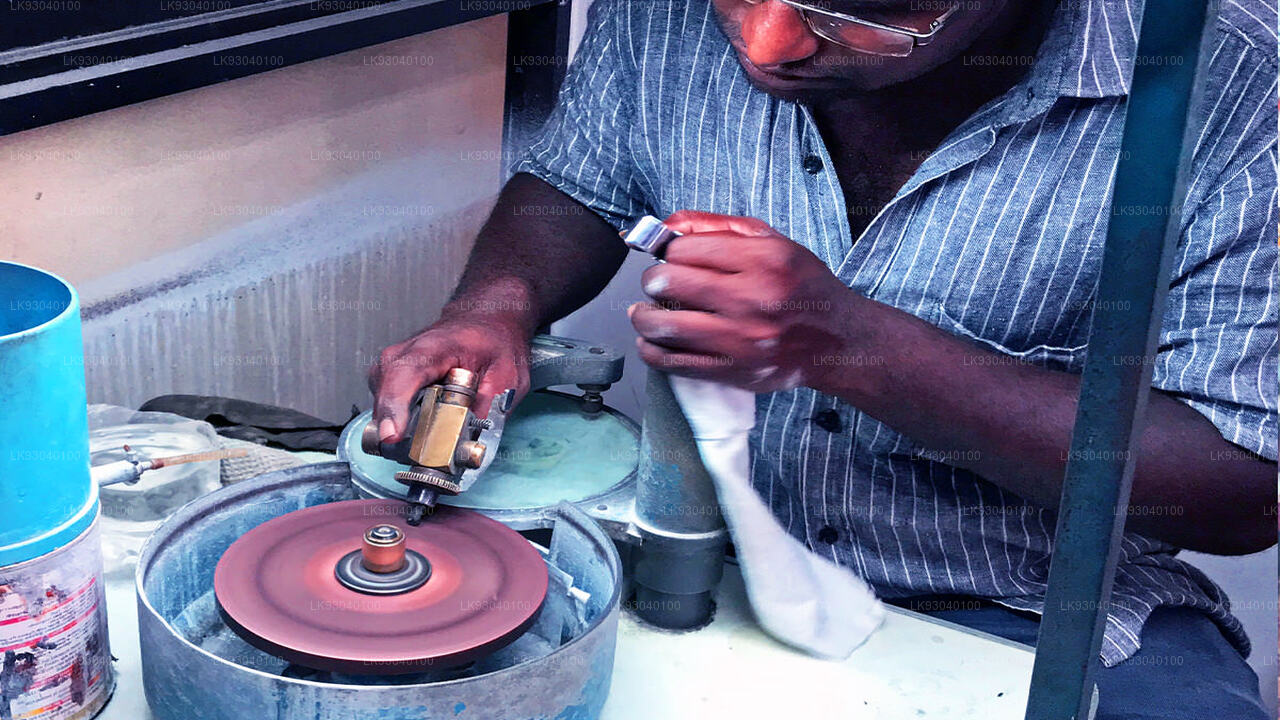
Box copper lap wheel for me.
[213,500,548,674]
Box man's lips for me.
[736,52,839,87]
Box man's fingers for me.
[472,384,496,421]
[641,263,738,312]
[635,337,736,380]
[372,348,456,443]
[635,337,796,391]
[474,358,527,420]
[663,210,775,237]
[628,302,780,358]
[659,232,772,273]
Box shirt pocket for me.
[935,304,1089,374]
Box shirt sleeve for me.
[511,0,652,230]
[1153,38,1278,461]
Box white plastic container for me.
[0,521,112,720]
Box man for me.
[370,0,1277,715]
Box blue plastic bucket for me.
[0,261,96,567]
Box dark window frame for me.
[0,0,572,147]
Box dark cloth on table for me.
[139,395,354,452]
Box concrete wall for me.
[0,17,507,286]
[1,17,509,421]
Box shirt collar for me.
[1003,0,1136,106]
[985,0,1138,126]
[1027,0,1139,100]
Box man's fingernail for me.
[627,303,639,319]
[379,418,397,442]
[756,337,779,350]
[643,274,669,296]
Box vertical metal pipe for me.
[633,369,728,629]
[1024,2,1216,718]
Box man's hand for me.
[628,210,861,392]
[369,312,531,444]
[365,174,627,448]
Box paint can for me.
[0,262,113,720]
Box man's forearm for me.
[815,295,1276,555]
[445,173,628,334]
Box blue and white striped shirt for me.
[515,0,1278,665]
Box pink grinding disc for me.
[213,500,548,674]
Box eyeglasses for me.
[742,0,962,57]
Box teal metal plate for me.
[341,392,639,510]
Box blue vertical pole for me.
[1024,1,1216,718]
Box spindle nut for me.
[361,524,406,574]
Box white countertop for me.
[605,567,1033,719]
[100,558,1033,720]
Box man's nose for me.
[740,0,821,67]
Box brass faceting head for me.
[362,367,490,525]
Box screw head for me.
[366,524,402,544]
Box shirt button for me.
[802,154,824,174]
[812,409,842,433]
[817,526,839,544]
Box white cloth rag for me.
[668,375,885,659]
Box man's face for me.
[711,0,1014,99]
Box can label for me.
[0,522,111,720]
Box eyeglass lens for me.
[805,13,917,57]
